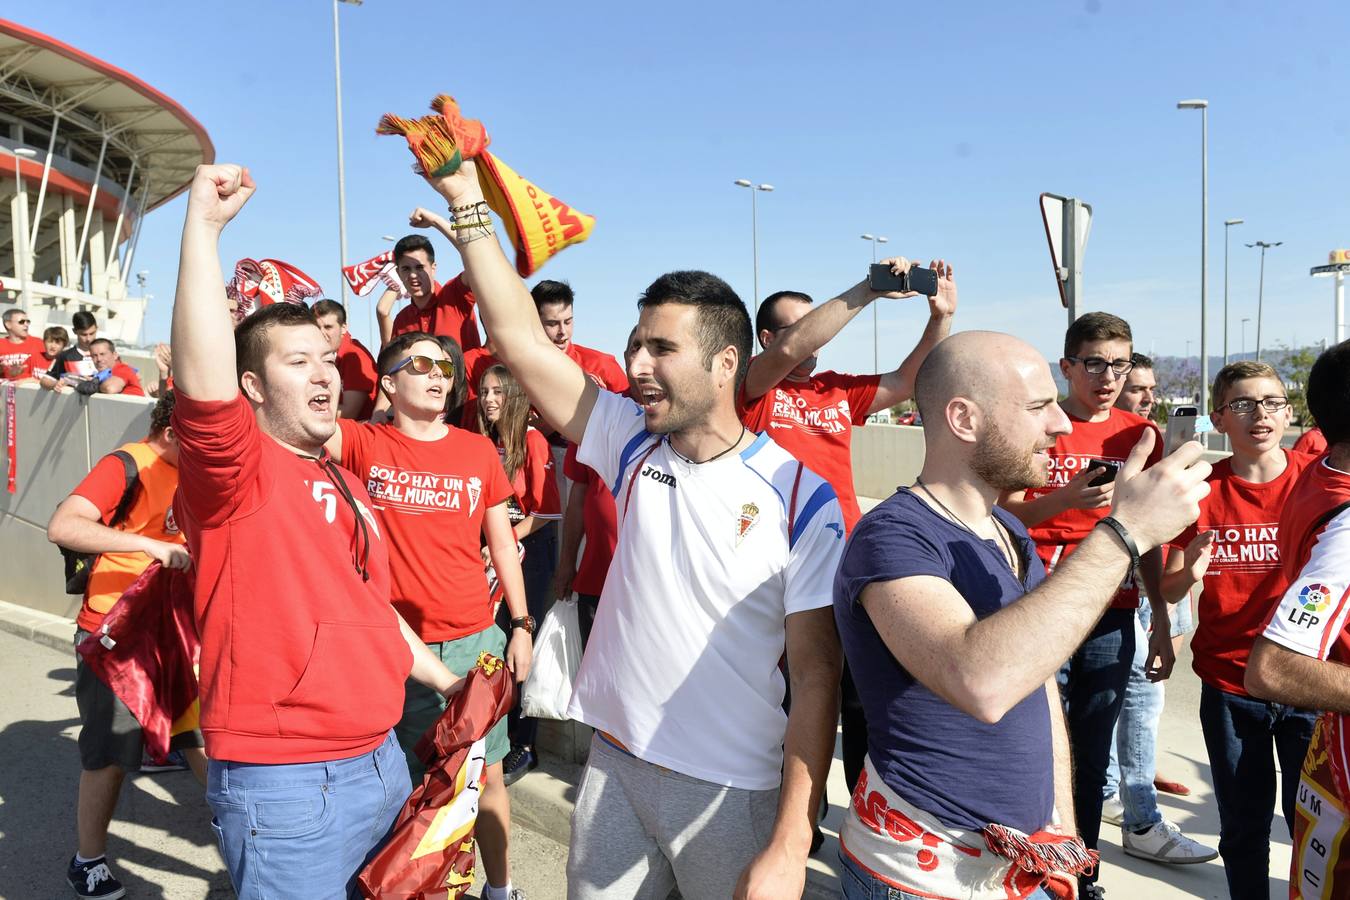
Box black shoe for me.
[502,745,538,786]
[1082,885,1106,900]
[809,825,825,855]
[67,856,125,899]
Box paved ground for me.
[0,611,1297,900]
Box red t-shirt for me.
[23,351,58,380]
[460,346,499,429]
[1293,428,1328,457]
[1,335,45,377]
[1170,451,1316,694]
[738,369,880,531]
[337,332,378,419]
[108,362,145,396]
[338,419,512,641]
[391,275,482,352]
[496,427,561,526]
[1026,407,1163,609]
[563,442,617,596]
[172,393,410,764]
[567,343,628,393]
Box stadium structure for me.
[0,18,213,342]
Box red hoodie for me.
[172,393,411,764]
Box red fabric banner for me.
[6,382,16,493]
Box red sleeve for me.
[825,371,881,425]
[71,452,135,521]
[171,393,264,528]
[336,419,376,473]
[112,363,145,396]
[562,443,592,484]
[338,346,378,398]
[599,354,628,393]
[738,374,772,429]
[521,430,561,518]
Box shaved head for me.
[915,331,1046,425]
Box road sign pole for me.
[1063,198,1082,326]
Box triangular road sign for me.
[1040,193,1092,309]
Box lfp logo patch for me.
[1300,583,1334,613]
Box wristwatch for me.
[510,615,537,636]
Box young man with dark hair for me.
[833,330,1210,900]
[1156,360,1314,896]
[1,307,45,377]
[423,160,847,900]
[169,164,464,899]
[44,311,100,384]
[1244,340,1350,898]
[313,298,379,419]
[1002,312,1171,894]
[377,228,482,352]
[89,340,146,397]
[47,391,200,899]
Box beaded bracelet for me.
[449,201,491,221]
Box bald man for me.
[832,332,1211,900]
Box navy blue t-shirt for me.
[833,488,1054,834]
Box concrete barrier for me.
[0,382,153,617]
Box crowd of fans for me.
[12,157,1350,900]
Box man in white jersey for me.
[420,161,849,900]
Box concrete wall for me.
[0,383,153,617]
[850,423,926,499]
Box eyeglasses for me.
[1067,356,1134,376]
[388,354,454,378]
[1218,397,1289,415]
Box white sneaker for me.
[1101,795,1124,826]
[1122,819,1219,864]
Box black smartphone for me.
[1087,459,1119,487]
[869,263,939,296]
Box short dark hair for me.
[72,311,97,332]
[1131,352,1154,371]
[1064,312,1132,359]
[755,291,813,348]
[393,234,435,265]
[42,326,68,345]
[376,330,442,377]
[638,271,752,389]
[89,338,115,355]
[434,334,468,422]
[1307,341,1350,445]
[234,303,320,383]
[312,298,346,325]
[2,308,23,323]
[149,389,175,437]
[531,279,574,311]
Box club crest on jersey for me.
[736,502,760,546]
[1288,582,1336,629]
[163,505,179,536]
[468,476,482,515]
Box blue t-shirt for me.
[833,489,1054,833]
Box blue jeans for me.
[1199,683,1316,900]
[1102,606,1165,831]
[1057,606,1135,887]
[838,850,1053,900]
[207,730,411,899]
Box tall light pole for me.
[1177,99,1209,414]
[1241,317,1251,358]
[860,234,888,374]
[8,146,36,309]
[1247,240,1282,361]
[333,0,366,343]
[1223,218,1243,365]
[733,180,773,318]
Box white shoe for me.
[1122,819,1218,864]
[1101,795,1124,826]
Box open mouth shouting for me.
[638,383,667,413]
[308,392,332,415]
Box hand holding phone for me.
[1087,459,1120,487]
[869,263,939,297]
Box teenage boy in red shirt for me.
[377,228,482,351]
[1003,312,1168,894]
[169,163,463,900]
[313,298,379,419]
[1162,360,1316,899]
[325,332,532,900]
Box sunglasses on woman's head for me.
[388,354,454,378]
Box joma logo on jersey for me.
[642,466,676,487]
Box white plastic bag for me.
[521,596,583,720]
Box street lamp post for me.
[1223,219,1243,365]
[9,147,37,309]
[1241,317,1251,358]
[733,180,774,319]
[860,234,888,374]
[333,0,366,343]
[1177,99,1209,414]
[1247,240,1282,361]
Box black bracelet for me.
[1097,516,1141,573]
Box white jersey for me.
[571,389,845,790]
[1261,509,1350,663]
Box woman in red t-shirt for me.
[477,363,561,782]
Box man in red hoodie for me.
[169,163,464,900]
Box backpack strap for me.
[106,449,142,528]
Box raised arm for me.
[419,162,595,443]
[868,260,957,414]
[864,436,1209,723]
[170,165,256,401]
[376,288,398,348]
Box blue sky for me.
[14,1,1349,372]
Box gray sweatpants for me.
[567,734,781,899]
